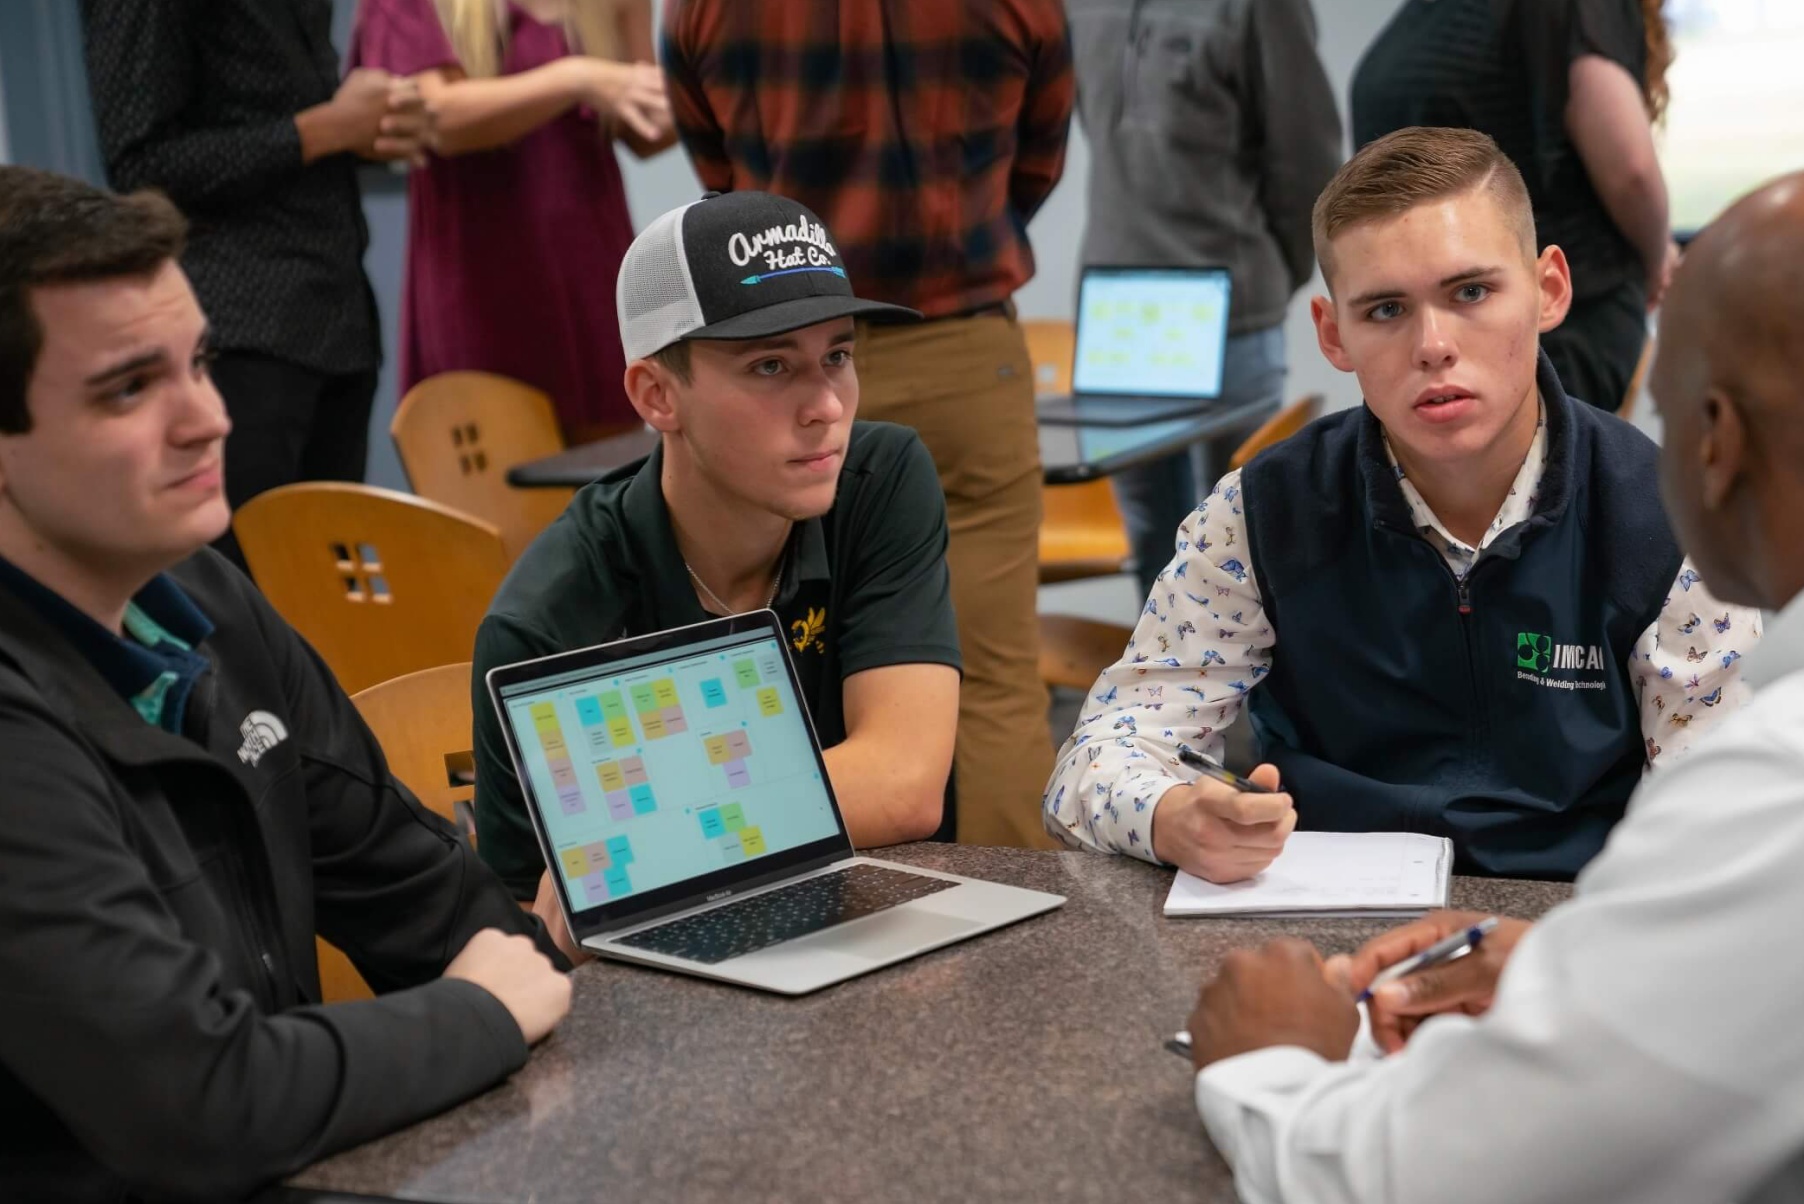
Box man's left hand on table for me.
[1188,937,1359,1070]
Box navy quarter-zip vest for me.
[1241,352,1681,880]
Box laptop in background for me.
[486,612,1064,996]
[1036,265,1233,427]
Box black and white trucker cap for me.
[616,191,919,361]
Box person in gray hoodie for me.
[1067,0,1343,598]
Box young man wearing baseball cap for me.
[472,191,963,898]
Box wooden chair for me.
[1036,394,1322,695]
[1040,484,1135,584]
[318,662,480,1003]
[351,662,478,841]
[1023,319,1134,584]
[391,371,576,562]
[1227,393,1325,470]
[1020,318,1076,396]
[234,483,509,696]
[315,942,375,1004]
[1038,615,1134,692]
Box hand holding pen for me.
[1154,748,1297,885]
[1324,910,1534,1054]
[1354,916,1498,1002]
[1168,914,1530,1064]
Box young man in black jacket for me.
[0,166,572,1202]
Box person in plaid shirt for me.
[663,0,1075,850]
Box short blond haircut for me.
[1312,127,1536,290]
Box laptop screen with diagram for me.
[1070,267,1231,400]
[497,629,842,918]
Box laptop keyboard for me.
[614,864,958,965]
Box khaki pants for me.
[856,313,1057,849]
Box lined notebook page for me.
[1164,831,1452,917]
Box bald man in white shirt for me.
[1182,171,1804,1204]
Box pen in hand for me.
[1165,918,1502,1060]
[1355,916,1500,1004]
[1176,746,1276,793]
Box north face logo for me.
[236,711,289,766]
[1516,632,1553,673]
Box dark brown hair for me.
[1312,127,1535,289]
[0,166,187,434]
[651,340,692,384]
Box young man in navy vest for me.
[1044,126,1759,882]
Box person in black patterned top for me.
[80,0,435,569]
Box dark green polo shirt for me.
[472,420,962,898]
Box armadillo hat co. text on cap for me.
[615,190,920,361]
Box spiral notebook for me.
[1163,831,1452,918]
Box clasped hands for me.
[327,68,438,165]
[1184,910,1533,1072]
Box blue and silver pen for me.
[1355,916,1500,1004]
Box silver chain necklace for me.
[685,560,781,615]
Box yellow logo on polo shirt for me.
[791,607,826,655]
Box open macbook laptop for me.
[487,611,1065,995]
[1036,265,1233,427]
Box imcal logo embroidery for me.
[1515,632,1608,692]
[1516,632,1553,673]
[791,607,826,655]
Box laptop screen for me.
[496,628,842,917]
[1070,268,1232,400]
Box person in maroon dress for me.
[351,0,675,443]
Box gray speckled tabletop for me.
[290,845,1572,1204]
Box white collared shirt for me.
[1043,413,1762,859]
[1193,593,1804,1204]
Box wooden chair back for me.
[1040,482,1132,584]
[1023,319,1132,582]
[350,662,478,840]
[1038,615,1135,692]
[1228,393,1325,470]
[391,372,576,561]
[234,483,509,696]
[316,942,374,1003]
[318,661,480,1004]
[1020,318,1076,395]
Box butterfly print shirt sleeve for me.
[1633,560,1763,766]
[1042,470,1276,860]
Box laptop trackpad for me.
[797,906,981,962]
